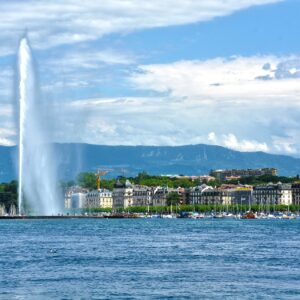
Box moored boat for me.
[242,211,256,219]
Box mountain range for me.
[1,143,300,182]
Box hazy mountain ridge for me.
[1,143,300,182]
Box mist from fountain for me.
[18,37,61,215]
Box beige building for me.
[132,185,152,207]
[188,184,252,206]
[151,186,170,206]
[211,168,277,181]
[86,189,113,209]
[112,179,133,209]
[253,183,292,206]
[112,180,171,209]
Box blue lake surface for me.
[0,219,299,299]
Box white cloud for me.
[0,0,282,55]
[1,0,298,156]
[45,49,135,71]
[48,96,274,152]
[126,56,300,155]
[0,67,13,97]
[222,133,269,152]
[272,135,297,154]
[0,127,16,146]
[2,54,300,157]
[207,132,269,152]
[39,48,136,92]
[208,132,217,144]
[130,56,300,105]
[3,93,300,157]
[0,138,14,146]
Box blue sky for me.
[0,0,300,156]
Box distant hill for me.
[1,143,300,182]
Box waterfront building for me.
[188,185,213,204]
[112,179,133,209]
[188,184,252,206]
[200,189,226,205]
[151,186,169,206]
[253,183,292,206]
[231,188,253,206]
[211,168,277,181]
[177,187,187,204]
[112,180,171,209]
[188,185,232,205]
[291,183,300,206]
[64,186,89,209]
[85,189,113,209]
[132,185,152,207]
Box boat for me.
[151,214,161,218]
[213,213,225,219]
[242,211,256,219]
[161,214,177,219]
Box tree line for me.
[83,204,300,214]
[68,171,300,190]
[0,181,17,210]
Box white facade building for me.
[132,185,152,207]
[86,189,113,209]
[112,180,133,209]
[253,183,292,206]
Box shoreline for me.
[0,215,135,219]
[0,213,299,220]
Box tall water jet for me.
[18,37,61,215]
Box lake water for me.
[0,219,299,299]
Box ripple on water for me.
[0,219,299,299]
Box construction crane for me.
[95,169,109,191]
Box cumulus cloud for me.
[0,67,13,97]
[0,127,16,146]
[130,56,300,104]
[272,135,298,154]
[38,47,136,93]
[2,53,300,156]
[2,91,300,157]
[126,56,300,155]
[45,49,135,71]
[208,132,218,144]
[0,0,282,55]
[222,133,269,152]
[1,0,299,158]
[47,96,287,153]
[207,132,269,152]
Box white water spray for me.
[18,37,61,215]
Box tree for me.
[77,172,97,189]
[166,192,180,206]
[0,180,17,210]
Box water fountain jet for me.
[18,37,61,215]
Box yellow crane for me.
[95,170,109,191]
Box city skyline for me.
[0,0,300,156]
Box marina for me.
[0,211,299,220]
